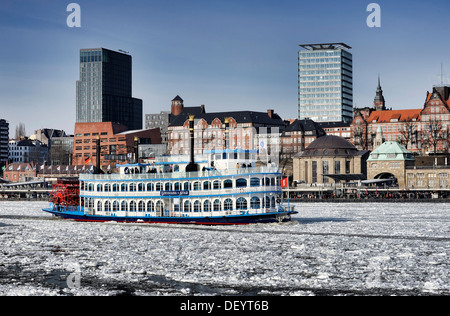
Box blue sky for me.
[1,0,450,135]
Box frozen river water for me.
[0,201,448,296]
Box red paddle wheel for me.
[50,178,80,206]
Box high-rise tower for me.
[298,43,353,123]
[76,48,143,130]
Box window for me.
[121,201,128,211]
[156,201,163,212]
[129,201,136,212]
[323,161,329,183]
[121,183,127,192]
[213,180,222,190]
[138,201,145,212]
[334,161,340,174]
[147,183,154,191]
[155,182,162,191]
[113,201,119,211]
[250,178,260,187]
[174,182,181,191]
[184,201,191,212]
[224,198,233,210]
[213,199,221,211]
[203,181,211,190]
[165,182,172,191]
[224,179,233,189]
[193,200,201,212]
[204,200,212,212]
[312,161,317,183]
[250,197,260,209]
[236,178,247,188]
[264,196,271,208]
[147,201,154,212]
[193,181,201,191]
[236,197,247,210]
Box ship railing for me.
[80,166,281,181]
[81,185,282,197]
[51,204,80,213]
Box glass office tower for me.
[0,119,8,169]
[76,48,143,130]
[298,43,353,123]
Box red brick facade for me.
[72,122,162,167]
[3,163,36,182]
[351,85,450,155]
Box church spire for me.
[374,75,386,111]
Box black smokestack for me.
[224,117,229,150]
[185,115,199,172]
[95,136,103,174]
[134,136,139,164]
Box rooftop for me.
[299,43,352,51]
[169,109,284,128]
[368,141,414,161]
[283,119,325,136]
[302,135,359,157]
[367,109,421,123]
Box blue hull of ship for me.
[42,207,297,225]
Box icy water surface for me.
[0,201,448,296]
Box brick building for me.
[280,118,325,159]
[352,81,450,155]
[167,96,285,162]
[318,121,352,141]
[72,122,161,168]
[3,163,36,182]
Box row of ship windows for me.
[85,196,278,212]
[82,177,279,192]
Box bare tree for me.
[399,121,417,150]
[15,122,26,139]
[352,123,368,150]
[421,117,445,155]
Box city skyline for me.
[1,0,450,135]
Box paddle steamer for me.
[43,116,296,225]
